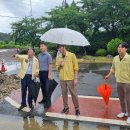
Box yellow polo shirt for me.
[56,51,78,80]
[111,53,130,83]
[16,55,39,80]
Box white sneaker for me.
[117,112,128,118]
[126,117,130,124]
[117,112,125,118]
[125,112,128,116]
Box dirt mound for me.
[0,49,18,62]
[0,74,20,99]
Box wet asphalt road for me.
[0,63,118,118]
[0,63,130,130]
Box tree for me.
[79,0,130,54]
[11,18,43,47]
[41,1,90,55]
[42,1,88,34]
[9,0,130,55]
[107,38,123,56]
[79,0,109,53]
[80,0,130,36]
[0,32,11,42]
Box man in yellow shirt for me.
[105,43,130,124]
[12,48,39,111]
[56,45,80,116]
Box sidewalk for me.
[46,95,129,126]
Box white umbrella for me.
[40,28,90,46]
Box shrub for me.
[96,49,107,56]
[0,41,30,49]
[107,38,123,56]
[34,47,40,55]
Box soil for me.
[0,49,21,99]
[0,74,21,99]
[0,49,18,62]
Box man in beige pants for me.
[56,44,80,116]
[105,42,130,124]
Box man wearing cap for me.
[12,48,39,111]
[56,45,80,116]
[105,42,130,124]
[38,42,52,108]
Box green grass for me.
[52,55,113,64]
[0,44,29,49]
[78,55,113,63]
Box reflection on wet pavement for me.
[78,63,118,97]
[0,114,130,130]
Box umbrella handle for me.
[103,79,108,84]
[105,84,107,90]
[34,77,40,82]
[103,80,108,90]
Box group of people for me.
[12,41,130,123]
[12,42,80,116]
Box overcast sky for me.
[0,0,79,33]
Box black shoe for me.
[18,105,26,111]
[39,100,46,104]
[75,109,80,116]
[29,104,34,110]
[61,107,69,113]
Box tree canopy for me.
[10,0,130,55]
[11,18,44,47]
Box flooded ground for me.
[0,114,129,130]
[0,58,129,129]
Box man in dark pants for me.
[21,74,33,109]
[38,42,52,107]
[12,48,39,111]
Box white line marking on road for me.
[5,97,30,112]
[46,112,129,126]
[68,95,119,100]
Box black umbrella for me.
[30,79,41,105]
[45,79,58,108]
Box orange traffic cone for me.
[1,61,6,73]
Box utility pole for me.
[62,0,67,7]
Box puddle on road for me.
[0,114,129,130]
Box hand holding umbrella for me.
[97,80,112,105]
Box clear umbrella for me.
[40,28,90,46]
